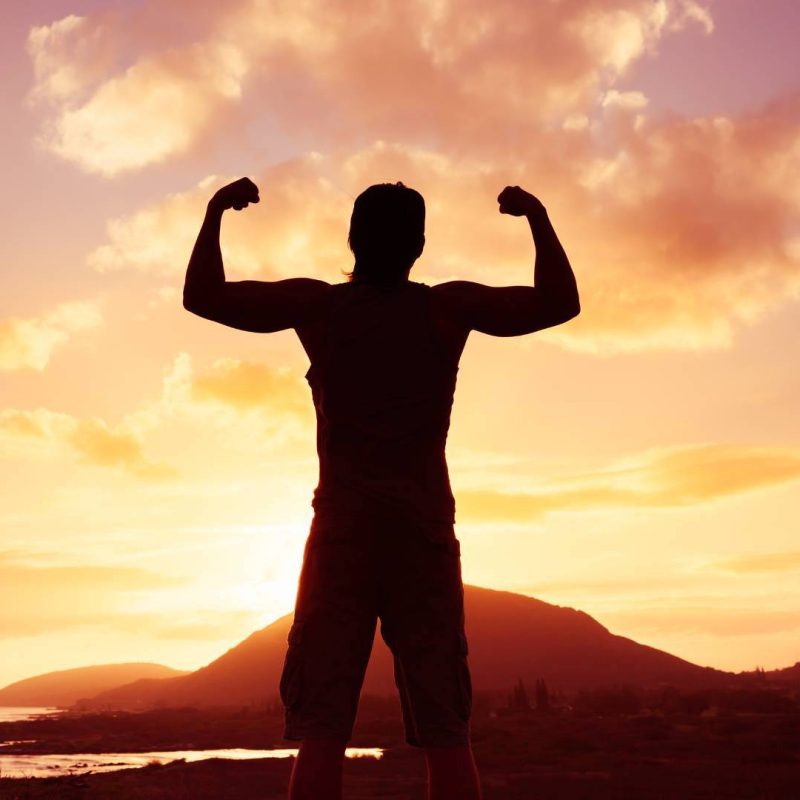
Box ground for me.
[1,703,799,799]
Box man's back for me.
[296,280,466,523]
[183,178,579,799]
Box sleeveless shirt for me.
[306,280,458,523]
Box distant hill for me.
[765,662,800,686]
[81,585,732,711]
[0,663,187,708]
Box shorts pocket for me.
[444,537,461,556]
[455,630,472,721]
[420,522,461,556]
[307,516,357,548]
[280,621,304,711]
[287,619,304,646]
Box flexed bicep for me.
[431,187,579,336]
[434,282,573,337]
[186,278,331,333]
[183,178,332,333]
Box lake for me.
[0,747,383,778]
[0,708,382,778]
[0,707,63,723]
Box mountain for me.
[80,585,731,711]
[0,663,187,708]
[764,662,800,686]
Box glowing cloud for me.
[28,0,712,175]
[0,408,176,481]
[38,1,800,352]
[712,552,800,575]
[28,9,250,176]
[602,607,800,637]
[90,103,800,352]
[0,349,312,485]
[0,301,102,371]
[458,443,800,522]
[191,358,307,416]
[0,552,187,637]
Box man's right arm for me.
[435,187,580,337]
[182,178,330,333]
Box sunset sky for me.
[2,0,799,689]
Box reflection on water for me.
[0,747,383,778]
[0,707,63,723]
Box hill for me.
[80,585,730,710]
[765,662,800,686]
[0,663,187,708]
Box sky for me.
[1,0,799,689]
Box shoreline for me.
[0,703,798,798]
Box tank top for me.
[306,280,458,523]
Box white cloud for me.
[0,407,176,481]
[28,0,714,175]
[0,301,102,371]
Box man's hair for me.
[346,182,425,285]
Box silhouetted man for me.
[183,178,579,800]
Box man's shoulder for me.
[430,280,488,295]
[429,280,490,318]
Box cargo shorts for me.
[279,507,472,748]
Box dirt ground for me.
[1,708,799,799]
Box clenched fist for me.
[210,177,260,212]
[497,186,545,218]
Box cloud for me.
[87,164,350,280]
[32,1,800,352]
[28,0,710,176]
[457,443,800,522]
[151,611,259,641]
[0,555,186,637]
[27,7,250,176]
[191,357,307,416]
[544,94,800,352]
[90,94,800,351]
[138,351,311,426]
[46,42,248,177]
[601,606,800,637]
[0,551,261,640]
[711,551,800,574]
[0,408,176,481]
[0,350,311,480]
[512,574,701,597]
[0,562,182,593]
[26,14,119,105]
[602,88,649,110]
[68,417,178,480]
[0,301,102,371]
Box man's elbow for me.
[564,298,580,320]
[183,290,215,318]
[553,295,580,324]
[182,290,200,314]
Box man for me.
[183,178,579,800]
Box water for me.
[0,707,63,723]
[0,747,383,778]
[0,707,382,778]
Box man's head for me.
[347,182,425,284]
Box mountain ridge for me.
[79,585,735,710]
[0,663,187,708]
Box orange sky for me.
[1,0,799,688]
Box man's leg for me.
[378,518,481,798]
[424,744,482,800]
[288,737,349,800]
[282,513,379,798]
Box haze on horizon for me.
[1,0,799,689]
